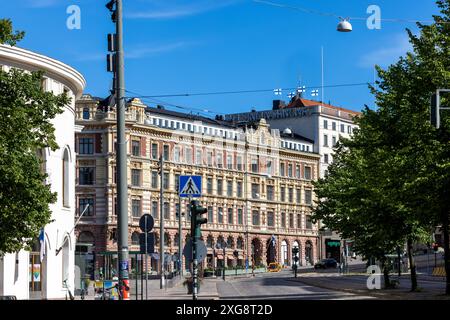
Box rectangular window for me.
[152,201,158,216]
[163,145,169,161]
[324,120,328,129]
[196,149,202,165]
[216,153,223,168]
[208,206,213,223]
[207,178,213,194]
[237,209,243,225]
[324,154,329,164]
[132,198,141,217]
[280,186,286,202]
[227,155,233,169]
[207,151,213,167]
[151,171,158,188]
[79,138,94,155]
[151,143,158,159]
[237,181,243,198]
[217,179,223,196]
[297,214,302,229]
[79,167,94,185]
[227,181,233,197]
[252,183,260,199]
[288,188,293,202]
[340,124,345,133]
[280,163,285,176]
[267,160,273,175]
[306,215,313,229]
[163,172,169,190]
[164,202,170,220]
[251,158,258,173]
[332,122,336,131]
[323,134,328,147]
[267,212,274,227]
[348,125,352,134]
[305,189,312,205]
[267,185,274,201]
[296,165,300,178]
[289,213,294,228]
[131,169,141,187]
[296,189,301,204]
[332,136,337,147]
[185,147,192,164]
[228,208,233,224]
[218,207,223,223]
[78,198,94,216]
[304,166,312,180]
[132,140,140,156]
[175,174,180,192]
[281,212,286,227]
[288,164,293,177]
[237,156,243,171]
[252,210,260,226]
[174,146,180,163]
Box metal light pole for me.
[159,155,165,289]
[110,0,129,300]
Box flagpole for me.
[321,46,324,104]
[55,204,90,255]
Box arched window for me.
[227,236,234,249]
[131,232,140,245]
[237,237,244,250]
[61,236,70,284]
[83,107,90,120]
[206,235,214,248]
[164,232,171,247]
[78,231,94,245]
[62,148,70,208]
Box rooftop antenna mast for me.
[321,46,324,104]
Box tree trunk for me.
[381,257,390,288]
[407,238,418,291]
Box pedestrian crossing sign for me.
[179,175,202,198]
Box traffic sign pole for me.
[145,217,148,300]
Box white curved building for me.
[0,44,85,299]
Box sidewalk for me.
[292,271,450,300]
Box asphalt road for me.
[216,271,375,300]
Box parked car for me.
[314,258,338,269]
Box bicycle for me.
[63,279,75,300]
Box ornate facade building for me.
[74,94,320,275]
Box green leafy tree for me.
[0,19,69,254]
[314,0,450,294]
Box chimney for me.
[273,100,286,110]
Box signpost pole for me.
[145,217,148,300]
[159,155,165,289]
[190,196,198,300]
[178,196,183,276]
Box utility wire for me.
[125,82,372,99]
[253,0,440,24]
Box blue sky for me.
[0,0,440,116]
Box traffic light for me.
[190,200,207,239]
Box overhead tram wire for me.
[125,82,373,99]
[125,89,224,116]
[253,0,442,25]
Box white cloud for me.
[126,41,193,59]
[74,41,194,61]
[126,0,239,19]
[26,0,60,8]
[358,34,413,68]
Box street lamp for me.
[215,242,227,280]
[337,18,353,32]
